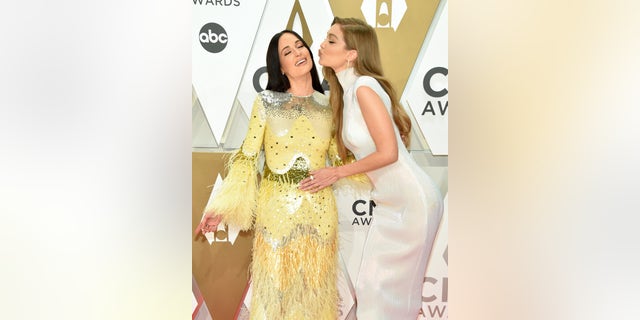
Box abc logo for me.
[199,22,228,53]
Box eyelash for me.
[284,45,304,56]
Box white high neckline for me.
[336,67,358,90]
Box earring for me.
[347,60,351,69]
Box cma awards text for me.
[419,276,448,318]
[419,248,448,319]
[352,199,376,225]
[193,0,240,6]
[422,67,448,116]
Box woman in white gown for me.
[299,17,444,319]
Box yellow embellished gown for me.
[207,90,338,320]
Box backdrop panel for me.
[192,152,254,320]
[193,1,448,319]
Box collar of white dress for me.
[336,67,358,90]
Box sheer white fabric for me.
[337,68,444,319]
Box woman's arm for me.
[196,95,267,234]
[299,85,397,192]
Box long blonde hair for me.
[323,17,412,160]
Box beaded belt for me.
[263,159,311,184]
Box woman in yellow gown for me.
[196,30,340,319]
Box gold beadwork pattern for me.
[263,157,311,184]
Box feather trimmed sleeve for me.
[205,95,266,230]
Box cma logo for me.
[361,0,407,31]
[199,22,228,53]
[419,245,448,318]
[422,67,448,116]
[351,199,376,226]
[205,224,240,245]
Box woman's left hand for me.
[299,167,341,193]
[195,214,223,236]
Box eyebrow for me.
[280,40,303,54]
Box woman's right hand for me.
[195,214,223,236]
[299,166,342,193]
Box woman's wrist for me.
[335,165,346,179]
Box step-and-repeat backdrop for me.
[192,1,448,319]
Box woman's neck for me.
[336,67,358,90]
[287,74,314,96]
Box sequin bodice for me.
[243,90,332,174]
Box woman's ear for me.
[347,49,358,63]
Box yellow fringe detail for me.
[206,151,258,231]
[333,151,373,193]
[250,227,338,320]
[334,172,372,191]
